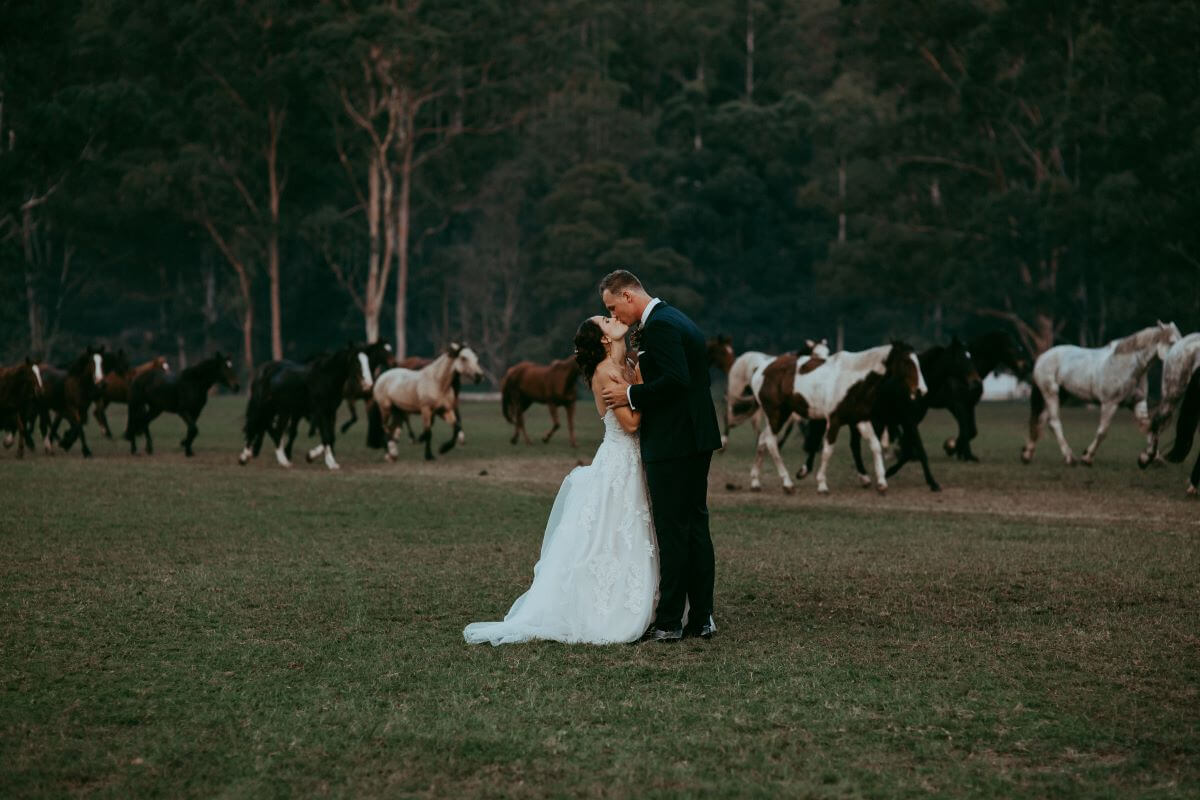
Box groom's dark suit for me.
[628,302,722,633]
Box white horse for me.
[371,344,484,461]
[1139,332,1200,467]
[749,343,926,494]
[1021,321,1181,466]
[723,339,829,449]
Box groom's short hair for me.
[598,270,644,295]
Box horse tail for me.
[366,398,386,449]
[500,368,521,423]
[1166,369,1200,463]
[1029,382,1045,420]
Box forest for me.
[4,0,1198,378]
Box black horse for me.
[938,330,1031,460]
[36,346,107,458]
[239,342,374,470]
[1166,368,1200,495]
[304,340,394,437]
[125,352,240,456]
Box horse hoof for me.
[783,484,796,495]
[1137,453,1153,469]
[942,441,955,456]
[817,486,830,496]
[1187,484,1197,497]
[1080,457,1093,467]
[857,474,872,488]
[875,483,887,495]
[795,467,809,480]
[930,483,942,492]
[749,484,762,493]
[1020,450,1033,464]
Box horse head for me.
[214,351,241,393]
[25,356,44,397]
[949,336,982,389]
[887,341,926,400]
[707,335,735,374]
[346,341,375,393]
[449,343,485,384]
[1157,321,1183,361]
[807,338,832,359]
[365,340,397,373]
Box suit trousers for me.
[644,450,714,631]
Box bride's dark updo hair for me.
[574,318,607,382]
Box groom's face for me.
[602,289,640,326]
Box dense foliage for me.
[3,0,1197,375]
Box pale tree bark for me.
[201,214,256,377]
[266,106,286,360]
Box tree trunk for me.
[394,138,413,359]
[201,216,255,378]
[267,107,284,360]
[21,206,42,356]
[745,0,754,100]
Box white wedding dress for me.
[464,410,659,645]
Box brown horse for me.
[707,334,735,374]
[36,346,107,457]
[0,359,45,458]
[501,356,582,446]
[93,352,170,438]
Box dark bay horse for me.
[93,351,170,438]
[125,352,240,456]
[0,359,45,458]
[239,342,373,470]
[936,330,1030,460]
[315,340,394,436]
[707,335,735,375]
[36,347,107,458]
[501,356,582,446]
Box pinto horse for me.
[126,352,240,456]
[750,343,926,494]
[501,356,582,446]
[1139,332,1200,468]
[0,359,45,458]
[723,339,829,449]
[1022,322,1180,466]
[368,344,484,461]
[36,347,106,457]
[239,342,374,470]
[93,351,170,438]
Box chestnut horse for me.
[501,356,582,446]
[36,346,107,457]
[93,351,170,438]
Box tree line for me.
[4,0,1198,379]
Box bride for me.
[463,315,658,645]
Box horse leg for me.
[898,420,940,491]
[1079,401,1119,466]
[438,409,460,455]
[957,403,980,462]
[566,401,577,447]
[455,400,465,446]
[796,420,823,480]
[340,398,358,434]
[762,420,795,494]
[542,404,561,444]
[1022,389,1048,464]
[1188,452,1200,496]
[849,426,872,488]
[179,411,199,456]
[856,420,887,493]
[749,427,769,492]
[518,404,533,445]
[311,411,339,470]
[1043,390,1076,465]
[71,410,93,459]
[143,409,161,455]
[421,408,435,461]
[93,397,112,438]
[815,420,841,495]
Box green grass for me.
[1,396,1197,797]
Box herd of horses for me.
[3,320,1200,495]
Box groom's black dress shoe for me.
[641,626,683,643]
[683,615,717,640]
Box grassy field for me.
[1,394,1197,798]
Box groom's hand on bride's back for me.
[602,378,631,409]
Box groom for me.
[599,270,722,641]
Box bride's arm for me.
[594,366,641,433]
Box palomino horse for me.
[93,351,170,438]
[723,339,829,449]
[1022,322,1181,466]
[240,342,374,470]
[1139,332,1200,468]
[750,343,926,494]
[1165,355,1200,494]
[36,346,107,457]
[0,359,45,458]
[126,352,240,456]
[368,344,484,461]
[501,356,582,446]
[387,354,466,446]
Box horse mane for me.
[1113,325,1167,354]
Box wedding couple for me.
[464,270,723,645]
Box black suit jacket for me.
[628,302,722,463]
